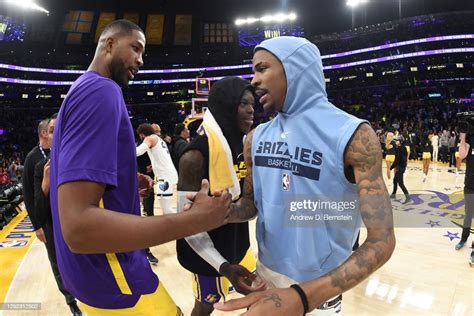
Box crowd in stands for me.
[1,11,473,184]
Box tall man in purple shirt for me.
[49,19,232,315]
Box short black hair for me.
[174,123,185,136]
[101,19,144,38]
[50,113,58,119]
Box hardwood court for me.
[1,161,473,315]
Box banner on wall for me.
[146,14,165,45]
[174,15,192,46]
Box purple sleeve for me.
[58,80,122,188]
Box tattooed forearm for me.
[326,123,395,292]
[229,129,257,222]
[328,232,394,290]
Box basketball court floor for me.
[0,161,472,315]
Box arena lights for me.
[235,12,297,26]
[346,0,369,8]
[1,34,471,75]
[2,47,472,86]
[5,0,49,14]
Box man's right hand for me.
[187,179,232,231]
[35,228,46,243]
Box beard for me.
[109,56,129,88]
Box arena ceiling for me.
[4,0,474,34]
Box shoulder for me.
[147,134,160,146]
[245,129,256,146]
[345,123,382,166]
[70,73,123,111]
[24,148,38,164]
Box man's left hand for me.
[138,173,154,198]
[219,262,266,295]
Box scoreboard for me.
[238,24,304,46]
[196,78,211,95]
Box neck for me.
[87,57,111,79]
[39,139,49,149]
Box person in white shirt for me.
[136,123,178,214]
[431,131,439,162]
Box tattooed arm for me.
[228,129,258,223]
[300,123,396,310]
[215,123,395,314]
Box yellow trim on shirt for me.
[105,253,132,295]
[99,198,132,296]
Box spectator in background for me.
[33,115,82,315]
[7,161,19,182]
[431,131,439,162]
[22,119,51,243]
[171,123,190,171]
[440,130,449,163]
[448,131,457,168]
[390,136,410,204]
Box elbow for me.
[63,229,87,254]
[383,231,396,263]
[61,219,90,254]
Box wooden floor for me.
[1,161,473,315]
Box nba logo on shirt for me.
[282,173,290,191]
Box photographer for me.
[456,114,474,265]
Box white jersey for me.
[147,137,178,184]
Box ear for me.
[104,37,115,53]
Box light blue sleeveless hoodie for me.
[252,37,366,282]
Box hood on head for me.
[255,36,327,114]
[207,76,254,157]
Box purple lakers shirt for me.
[50,71,158,308]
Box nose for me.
[137,54,144,68]
[251,73,260,87]
[248,103,255,114]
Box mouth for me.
[128,68,138,79]
[255,89,268,104]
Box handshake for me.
[137,173,232,231]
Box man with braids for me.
[213,37,395,315]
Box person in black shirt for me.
[390,135,410,204]
[32,116,82,315]
[170,123,189,171]
[177,77,265,315]
[456,133,474,265]
[22,119,50,241]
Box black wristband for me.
[290,284,309,315]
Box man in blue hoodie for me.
[213,37,396,315]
